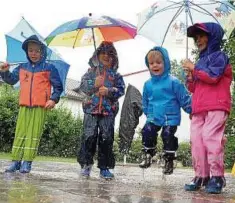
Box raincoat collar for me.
[145,46,171,81]
[22,35,47,65]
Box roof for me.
[64,78,85,101]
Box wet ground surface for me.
[0,160,235,203]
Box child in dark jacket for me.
[139,46,191,175]
[77,41,125,179]
[183,22,232,194]
[0,35,63,173]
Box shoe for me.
[139,153,152,168]
[205,176,226,194]
[100,169,114,179]
[19,161,32,173]
[80,164,92,177]
[5,161,21,173]
[185,176,209,191]
[163,159,174,175]
[162,152,175,175]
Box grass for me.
[0,152,76,163]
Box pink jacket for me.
[187,64,232,114]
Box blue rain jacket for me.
[143,46,191,126]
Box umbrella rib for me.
[161,4,184,46]
[187,6,194,25]
[189,1,229,38]
[138,4,182,32]
[188,7,211,15]
[72,29,82,48]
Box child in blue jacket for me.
[139,46,191,175]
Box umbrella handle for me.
[0,61,20,67]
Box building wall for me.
[58,98,84,118]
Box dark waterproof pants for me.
[142,122,178,156]
[78,114,115,169]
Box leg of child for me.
[139,123,160,168]
[97,115,115,179]
[161,126,177,175]
[203,111,227,177]
[5,107,27,172]
[203,110,227,193]
[185,112,210,191]
[11,107,27,161]
[20,107,46,173]
[191,112,210,178]
[78,114,98,177]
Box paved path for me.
[0,160,235,203]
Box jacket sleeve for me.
[0,65,20,85]
[173,79,192,114]
[194,52,228,84]
[79,68,99,96]
[50,65,63,103]
[107,73,125,100]
[142,82,149,116]
[186,78,195,93]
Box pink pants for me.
[190,111,228,177]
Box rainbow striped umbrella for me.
[45,14,137,50]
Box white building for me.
[58,78,85,118]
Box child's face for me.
[27,42,42,63]
[194,33,208,52]
[148,52,164,76]
[98,51,113,68]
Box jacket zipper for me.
[30,65,35,107]
[45,90,48,103]
[98,70,106,113]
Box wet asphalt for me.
[0,160,235,203]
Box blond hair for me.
[147,50,163,63]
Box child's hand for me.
[45,100,56,109]
[98,86,108,96]
[95,76,104,88]
[189,114,192,120]
[186,71,193,81]
[182,59,195,72]
[0,62,10,72]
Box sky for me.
[0,0,194,142]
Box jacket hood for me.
[145,46,171,79]
[89,41,119,71]
[187,22,224,57]
[22,35,47,64]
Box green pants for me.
[11,106,46,161]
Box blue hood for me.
[145,46,171,80]
[22,35,47,64]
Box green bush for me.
[0,84,83,157]
[38,107,83,158]
[0,85,19,152]
[225,135,235,169]
[177,142,192,167]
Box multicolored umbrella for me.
[45,13,136,50]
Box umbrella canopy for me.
[45,14,137,49]
[5,18,70,91]
[137,0,235,57]
[119,84,143,154]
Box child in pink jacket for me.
[182,22,232,194]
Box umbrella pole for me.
[185,0,189,59]
[91,27,101,76]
